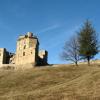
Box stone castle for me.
[0,32,48,68]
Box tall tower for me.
[16,32,39,66]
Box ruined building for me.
[0,32,48,67]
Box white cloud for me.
[43,24,81,49]
[37,24,60,34]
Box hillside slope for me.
[0,64,100,100]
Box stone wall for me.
[0,32,48,68]
[15,32,39,66]
[38,50,48,65]
[0,48,9,65]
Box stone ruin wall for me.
[0,32,48,68]
[0,48,6,65]
[38,50,48,65]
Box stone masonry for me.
[0,32,48,68]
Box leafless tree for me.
[61,35,80,66]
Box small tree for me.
[78,20,99,65]
[61,35,80,66]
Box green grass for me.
[0,64,100,100]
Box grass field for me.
[0,64,100,100]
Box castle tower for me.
[15,32,39,66]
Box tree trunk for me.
[87,56,90,66]
[75,61,78,66]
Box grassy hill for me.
[0,64,100,100]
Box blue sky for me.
[0,0,100,64]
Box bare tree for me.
[61,35,80,66]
